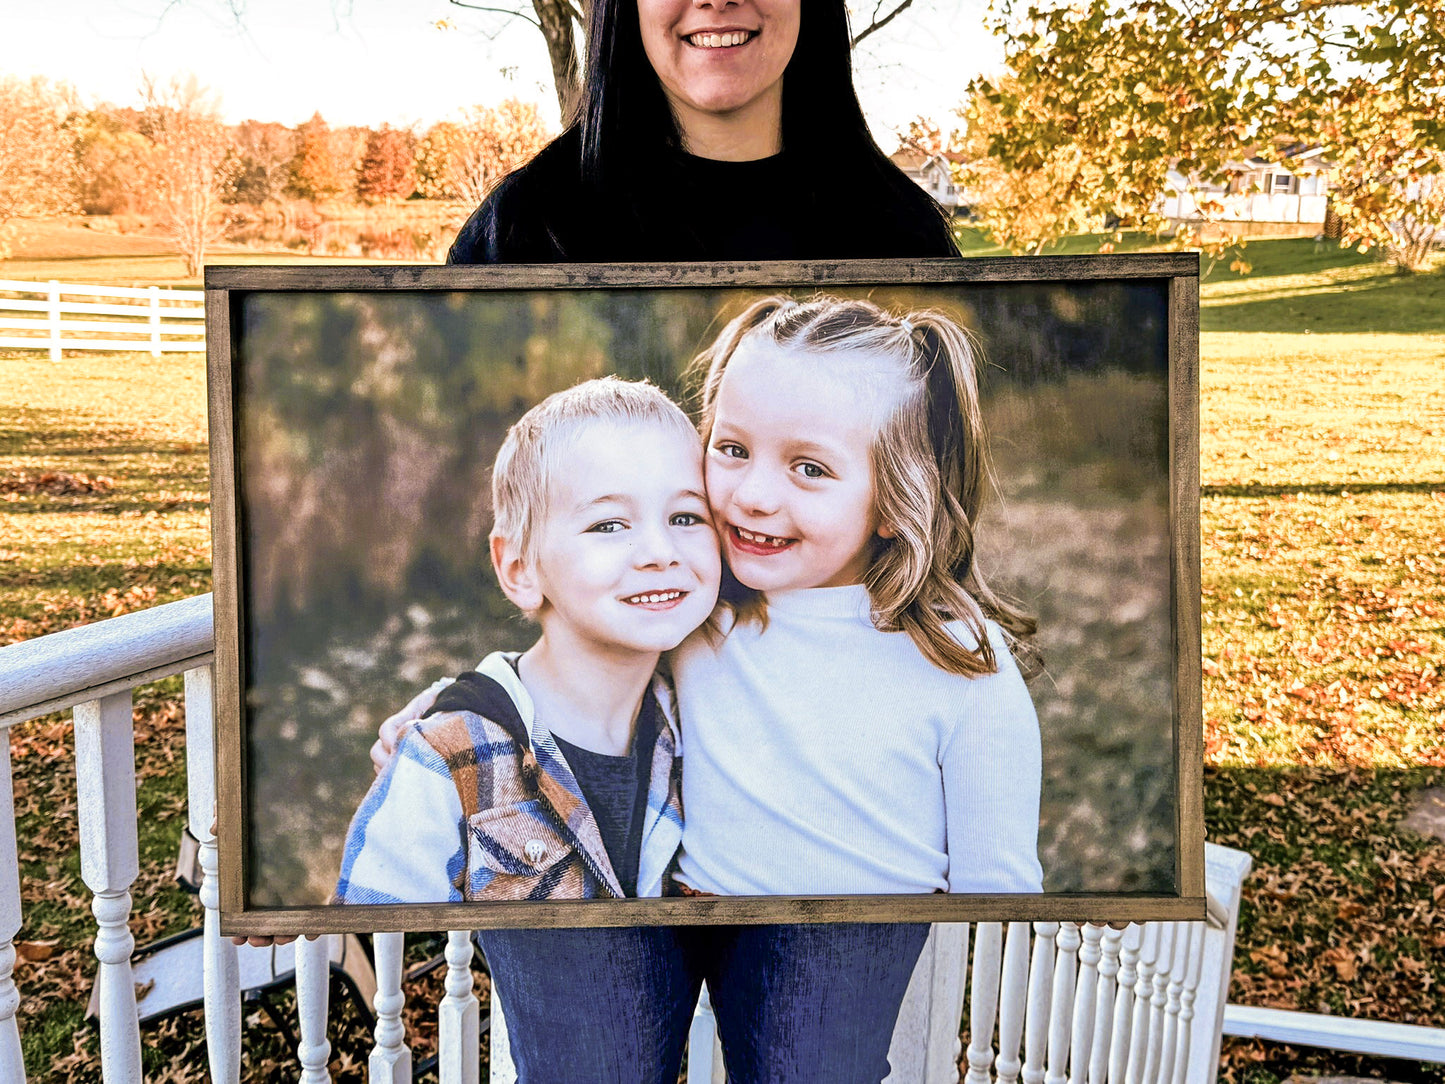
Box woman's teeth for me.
[736,526,791,547]
[688,31,752,48]
[624,590,684,604]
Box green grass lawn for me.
[2,236,1444,1079]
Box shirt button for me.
[524,839,548,865]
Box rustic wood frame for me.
[207,255,1204,936]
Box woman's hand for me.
[370,681,446,774]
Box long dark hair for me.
[575,0,949,228]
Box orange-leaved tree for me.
[0,75,80,257]
[138,74,238,278]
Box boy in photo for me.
[334,377,721,904]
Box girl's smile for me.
[705,337,891,593]
[728,524,795,554]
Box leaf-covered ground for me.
[2,239,1444,1080]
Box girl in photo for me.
[658,295,1043,1079]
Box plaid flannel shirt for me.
[335,652,684,903]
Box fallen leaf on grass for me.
[0,471,115,496]
[1321,946,1358,981]
[15,940,59,962]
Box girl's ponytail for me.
[868,313,1038,679]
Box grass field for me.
[2,236,1444,1079]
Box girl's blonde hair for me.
[693,296,1038,679]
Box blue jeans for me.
[478,926,701,1084]
[697,923,931,1084]
[479,922,929,1084]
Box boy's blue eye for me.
[587,520,625,533]
[671,512,706,526]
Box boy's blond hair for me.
[490,376,700,563]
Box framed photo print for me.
[208,255,1203,936]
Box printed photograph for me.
[214,263,1195,926]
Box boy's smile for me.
[529,421,721,657]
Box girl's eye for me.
[587,520,625,534]
[715,442,747,459]
[671,512,706,527]
[795,462,827,480]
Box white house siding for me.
[1163,170,1328,224]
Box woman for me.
[447,0,957,263]
[411,2,961,1080]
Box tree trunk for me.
[533,0,582,121]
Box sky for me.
[6,0,1001,146]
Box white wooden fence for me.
[0,279,205,358]
[0,595,1441,1080]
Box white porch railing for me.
[2,594,1437,1081]
[0,279,205,358]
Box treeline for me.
[0,74,550,272]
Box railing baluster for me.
[1143,924,1176,1084]
[996,921,1031,1084]
[1124,924,1159,1084]
[0,736,26,1082]
[440,929,480,1084]
[296,934,334,1082]
[184,665,241,1083]
[75,691,142,1083]
[1109,926,1142,1084]
[1159,923,1193,1084]
[1068,925,1102,1084]
[371,932,411,1082]
[964,922,1003,1084]
[1046,922,1081,1084]
[1087,926,1123,1084]
[1173,922,1204,1084]
[1022,921,1057,1084]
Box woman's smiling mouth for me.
[685,30,756,48]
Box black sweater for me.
[447,126,958,264]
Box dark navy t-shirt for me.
[551,691,661,898]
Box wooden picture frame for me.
[207,255,1203,937]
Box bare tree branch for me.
[447,0,541,30]
[851,0,915,48]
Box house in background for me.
[890,148,968,213]
[1163,143,1332,235]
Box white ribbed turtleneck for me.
[670,584,1043,896]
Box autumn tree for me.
[415,121,465,200]
[72,105,153,215]
[356,125,417,204]
[956,77,1114,254]
[139,74,238,277]
[0,76,80,255]
[1314,83,1445,271]
[228,119,297,206]
[420,100,551,204]
[289,112,350,201]
[961,0,1445,263]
